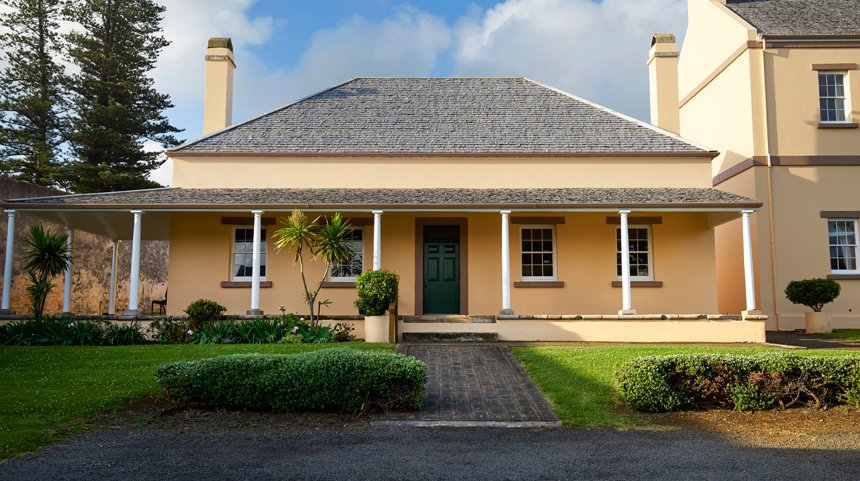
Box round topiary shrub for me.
[184,299,227,330]
[354,269,398,316]
[785,278,841,312]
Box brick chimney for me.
[648,33,680,135]
[204,37,235,135]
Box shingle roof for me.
[5,187,759,207]
[172,78,710,154]
[726,0,860,36]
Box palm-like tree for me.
[20,224,72,320]
[273,210,355,326]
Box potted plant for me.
[784,278,841,334]
[354,269,398,342]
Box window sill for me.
[818,123,859,129]
[827,274,860,280]
[321,281,357,288]
[514,281,564,288]
[611,281,663,287]
[221,281,273,288]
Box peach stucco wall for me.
[170,156,713,189]
[764,48,860,156]
[167,211,721,318]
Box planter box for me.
[364,315,389,342]
[805,312,832,334]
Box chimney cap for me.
[650,33,676,47]
[208,37,233,52]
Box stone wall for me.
[0,177,169,315]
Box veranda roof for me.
[1,187,761,240]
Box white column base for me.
[618,309,637,316]
[246,309,264,316]
[499,308,515,315]
[0,309,16,315]
[122,309,140,317]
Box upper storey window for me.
[819,73,847,122]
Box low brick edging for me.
[496,314,758,321]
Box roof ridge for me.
[4,186,178,202]
[523,78,715,153]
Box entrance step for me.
[402,315,496,324]
[402,332,498,342]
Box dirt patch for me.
[639,405,860,450]
[85,396,373,433]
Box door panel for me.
[424,241,460,314]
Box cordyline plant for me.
[20,224,72,321]
[273,209,355,326]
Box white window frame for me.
[231,225,267,281]
[819,71,850,123]
[828,218,860,274]
[329,226,364,282]
[519,224,558,282]
[616,225,654,282]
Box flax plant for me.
[20,224,72,321]
[273,210,355,326]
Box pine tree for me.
[0,0,67,186]
[63,0,182,193]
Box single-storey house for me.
[0,38,767,342]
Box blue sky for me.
[149,0,690,185]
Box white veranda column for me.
[124,210,143,316]
[62,228,74,314]
[248,210,264,315]
[1,210,16,313]
[500,210,513,315]
[108,239,118,315]
[372,210,382,270]
[742,210,757,311]
[619,210,634,314]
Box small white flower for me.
[67,323,74,328]
[187,330,193,335]
[300,317,304,321]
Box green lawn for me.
[0,342,395,459]
[512,345,857,428]
[819,329,860,340]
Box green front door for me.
[423,241,460,314]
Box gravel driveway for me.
[1,426,857,480]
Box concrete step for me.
[402,315,496,324]
[402,332,498,342]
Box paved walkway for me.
[372,344,561,427]
[766,330,860,350]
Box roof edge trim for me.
[167,151,719,159]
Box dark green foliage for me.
[0,318,144,345]
[183,299,226,330]
[302,324,337,344]
[0,0,67,186]
[100,321,146,345]
[785,278,842,312]
[332,322,357,342]
[149,314,315,345]
[354,269,398,316]
[62,0,182,192]
[615,353,860,412]
[20,224,72,321]
[154,348,427,412]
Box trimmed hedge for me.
[614,353,860,412]
[154,348,427,412]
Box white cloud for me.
[232,5,452,120]
[451,0,687,120]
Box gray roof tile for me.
[726,0,860,36]
[172,78,710,154]
[6,187,758,206]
